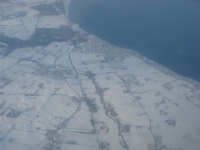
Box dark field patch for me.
[7,109,21,118]
[99,142,110,150]
[31,26,75,46]
[120,125,130,133]
[83,97,97,113]
[0,26,76,56]
[31,0,65,15]
[1,11,27,20]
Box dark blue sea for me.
[68,0,200,82]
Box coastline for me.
[64,0,200,88]
[0,1,200,149]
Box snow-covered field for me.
[0,0,200,150]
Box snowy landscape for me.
[0,0,200,150]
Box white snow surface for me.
[0,0,200,150]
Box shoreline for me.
[1,1,200,149]
[64,0,200,88]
